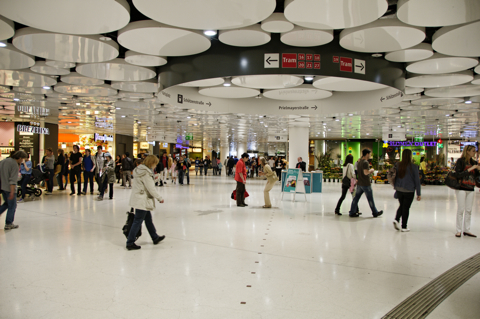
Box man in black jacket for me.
[122,152,133,188]
[296,157,306,172]
[227,156,235,176]
[155,155,164,186]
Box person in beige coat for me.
[259,157,278,208]
[126,155,165,250]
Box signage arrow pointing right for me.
[355,62,365,71]
[312,105,318,110]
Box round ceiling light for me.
[219,25,271,47]
[0,69,57,87]
[385,43,434,63]
[405,71,473,88]
[406,53,478,74]
[424,84,480,98]
[30,61,70,76]
[313,76,388,92]
[232,75,303,89]
[281,26,333,47]
[432,20,480,57]
[179,78,225,87]
[0,15,15,41]
[0,44,35,69]
[124,51,167,67]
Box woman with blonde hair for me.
[126,155,165,250]
[453,145,479,238]
[259,157,278,208]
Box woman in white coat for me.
[258,157,278,208]
[126,155,165,250]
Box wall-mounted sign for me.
[17,105,50,117]
[17,124,49,135]
[383,141,437,147]
[162,143,168,148]
[140,142,150,149]
[94,133,113,142]
[192,148,202,153]
[185,132,193,140]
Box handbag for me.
[342,176,350,188]
[231,190,250,200]
[445,164,461,190]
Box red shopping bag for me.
[231,190,249,200]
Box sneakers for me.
[4,223,19,230]
[126,243,141,250]
[95,196,103,201]
[373,210,383,218]
[153,235,165,245]
[393,220,400,230]
[18,198,24,203]
[401,228,410,232]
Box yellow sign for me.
[140,142,149,149]
[348,147,352,150]
[383,142,389,148]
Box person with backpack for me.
[122,152,133,189]
[335,154,359,216]
[453,145,479,238]
[126,155,165,250]
[82,149,96,195]
[96,153,115,201]
[349,149,383,218]
[94,146,105,193]
[392,149,421,232]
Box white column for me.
[220,144,229,162]
[237,141,247,156]
[288,124,309,169]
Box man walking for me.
[227,156,234,176]
[349,149,383,218]
[43,148,55,195]
[0,151,28,229]
[235,153,249,207]
[69,145,83,195]
[122,152,133,188]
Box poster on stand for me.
[283,169,299,193]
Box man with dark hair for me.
[0,150,28,229]
[235,153,249,207]
[69,145,83,195]
[122,152,133,189]
[296,157,306,172]
[349,149,383,218]
[227,156,235,176]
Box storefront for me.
[58,133,115,156]
[0,121,16,158]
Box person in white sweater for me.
[126,155,165,250]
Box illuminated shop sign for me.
[383,141,437,147]
[17,124,50,135]
[17,105,50,117]
[94,133,113,142]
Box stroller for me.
[17,169,48,199]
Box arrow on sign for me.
[206,102,211,107]
[266,56,278,65]
[380,97,385,102]
[312,105,318,110]
[355,62,365,71]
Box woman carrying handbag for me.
[453,145,479,238]
[335,155,359,216]
[258,157,278,208]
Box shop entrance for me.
[117,143,126,157]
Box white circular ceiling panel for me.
[284,0,388,30]
[0,44,35,69]
[198,87,260,99]
[54,83,117,97]
[76,59,156,81]
[472,75,480,85]
[424,85,480,98]
[385,43,434,63]
[0,0,130,35]
[0,70,57,87]
[405,71,473,88]
[13,28,119,63]
[261,13,294,33]
[179,78,225,87]
[118,20,211,57]
[313,77,388,92]
[118,91,153,99]
[61,72,104,86]
[281,26,333,47]
[0,15,14,41]
[406,53,478,74]
[111,80,158,93]
[219,25,271,47]
[30,61,70,75]
[339,16,425,53]
[132,0,275,30]
[410,97,464,106]
[263,85,332,101]
[45,60,75,69]
[232,75,303,89]
[432,20,480,57]
[13,87,52,94]
[405,87,424,94]
[438,103,480,111]
[125,51,167,67]
[397,0,480,27]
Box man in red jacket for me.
[235,153,249,207]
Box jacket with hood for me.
[104,159,116,184]
[129,164,164,211]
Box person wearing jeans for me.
[453,145,478,237]
[349,149,383,218]
[0,151,28,230]
[96,153,115,200]
[82,149,95,194]
[43,148,55,195]
[392,149,421,232]
[177,156,185,185]
[69,145,83,195]
[18,154,33,203]
[126,155,165,250]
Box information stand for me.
[281,168,307,202]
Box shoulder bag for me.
[445,163,461,190]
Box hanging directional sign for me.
[185,132,193,140]
[354,59,366,74]
[264,53,279,68]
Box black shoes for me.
[70,192,75,196]
[153,235,165,245]
[349,213,360,217]
[463,232,477,237]
[335,211,342,215]
[373,210,383,218]
[126,243,141,250]
[237,205,246,207]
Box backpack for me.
[122,208,142,240]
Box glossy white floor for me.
[1,174,479,319]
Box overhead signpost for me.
[185,132,193,140]
[264,53,279,68]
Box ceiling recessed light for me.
[99,36,112,41]
[43,86,51,90]
[203,30,217,36]
[372,53,383,58]
[304,76,314,81]
[116,107,121,110]
[13,98,19,101]
[121,115,126,118]
[0,42,6,47]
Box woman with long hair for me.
[335,154,358,215]
[258,157,277,208]
[453,145,479,237]
[393,149,421,232]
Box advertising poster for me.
[283,169,299,193]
